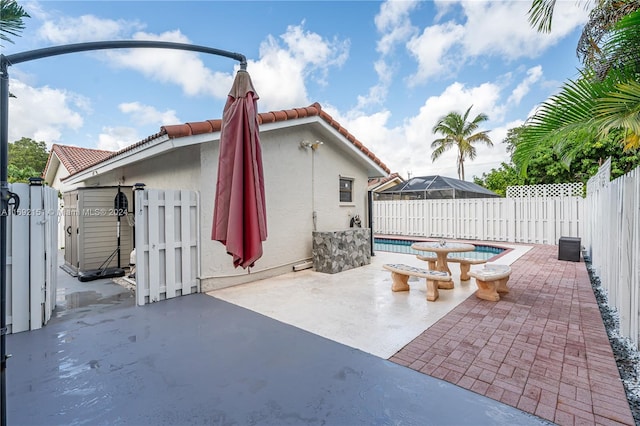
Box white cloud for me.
[375,0,419,55]
[406,0,588,85]
[356,59,394,109]
[119,102,180,126]
[354,1,419,112]
[508,65,543,105]
[459,1,587,58]
[97,126,140,151]
[7,79,85,146]
[105,30,235,99]
[248,37,310,111]
[249,24,350,111]
[281,23,349,73]
[406,22,465,83]
[35,15,235,100]
[37,14,144,43]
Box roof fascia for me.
[63,132,213,185]
[43,152,60,184]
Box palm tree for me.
[431,106,493,181]
[0,0,30,46]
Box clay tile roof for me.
[59,130,167,180]
[47,144,115,175]
[65,102,390,179]
[160,102,390,174]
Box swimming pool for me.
[374,238,506,261]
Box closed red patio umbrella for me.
[212,69,267,268]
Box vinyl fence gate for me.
[6,182,58,334]
[134,189,200,306]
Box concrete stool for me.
[468,265,511,301]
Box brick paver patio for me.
[389,244,635,425]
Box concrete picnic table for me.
[411,241,475,276]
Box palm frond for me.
[595,80,640,137]
[528,0,557,33]
[596,8,640,78]
[0,0,30,44]
[513,70,615,173]
[431,144,448,162]
[577,0,640,71]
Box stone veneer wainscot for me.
[312,228,371,274]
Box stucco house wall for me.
[198,123,374,290]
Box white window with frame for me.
[339,176,354,203]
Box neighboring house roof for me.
[62,102,390,182]
[368,172,403,191]
[380,175,499,198]
[43,144,114,185]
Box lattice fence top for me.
[586,157,611,196]
[506,182,584,198]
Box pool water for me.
[374,238,505,261]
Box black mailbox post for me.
[558,237,581,262]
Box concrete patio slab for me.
[209,244,531,359]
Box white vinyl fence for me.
[374,184,584,244]
[583,159,640,348]
[134,189,200,306]
[6,182,58,333]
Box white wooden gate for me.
[6,182,58,333]
[134,189,200,306]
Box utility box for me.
[558,237,581,262]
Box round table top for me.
[411,241,475,253]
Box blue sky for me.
[3,1,589,180]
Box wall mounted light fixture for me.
[300,140,324,150]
